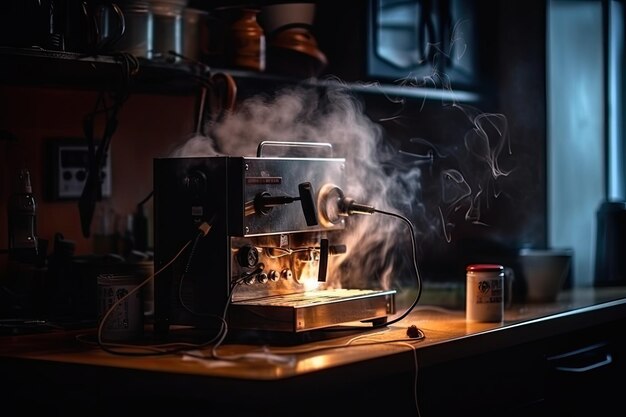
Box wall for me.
[0,85,197,266]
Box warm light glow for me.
[297,258,322,292]
[295,354,333,373]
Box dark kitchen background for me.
[0,0,624,317]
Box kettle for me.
[594,200,626,286]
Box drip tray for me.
[230,289,396,332]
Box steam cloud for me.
[168,83,511,292]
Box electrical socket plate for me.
[45,137,112,201]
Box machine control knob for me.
[237,245,259,268]
[281,269,293,280]
[268,270,279,281]
[184,169,208,197]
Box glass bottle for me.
[8,169,38,262]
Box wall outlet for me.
[45,138,112,201]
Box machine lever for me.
[298,182,318,226]
[317,238,329,282]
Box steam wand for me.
[317,184,375,226]
[339,197,376,216]
[318,185,423,329]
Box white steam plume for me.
[169,85,414,290]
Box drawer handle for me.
[553,353,613,373]
[547,342,614,373]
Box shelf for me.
[316,79,481,102]
[0,46,481,103]
[0,46,200,95]
[227,69,481,103]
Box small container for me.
[7,169,38,261]
[229,8,265,71]
[97,274,144,341]
[116,1,153,58]
[518,248,572,302]
[466,264,504,323]
[183,7,208,61]
[150,0,186,61]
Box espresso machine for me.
[153,142,396,339]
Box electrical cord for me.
[320,207,424,335]
[395,340,423,417]
[177,231,204,315]
[178,214,218,317]
[182,320,425,366]
[370,208,423,328]
[137,190,153,207]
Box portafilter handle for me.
[250,182,318,226]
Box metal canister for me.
[466,264,504,323]
[116,1,153,58]
[150,0,185,61]
[183,7,208,61]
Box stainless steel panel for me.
[230,289,396,332]
[242,157,346,236]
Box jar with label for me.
[466,264,504,323]
[97,273,144,341]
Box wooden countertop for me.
[2,286,626,416]
[2,286,626,380]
